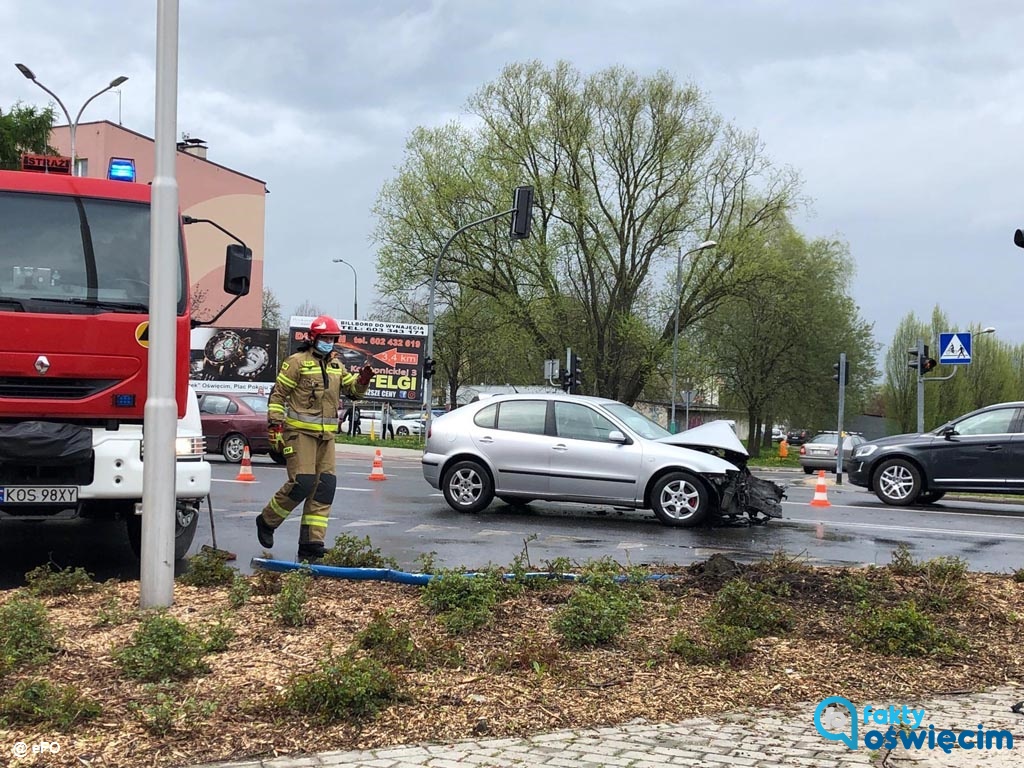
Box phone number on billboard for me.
[369,338,422,348]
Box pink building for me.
[48,121,267,327]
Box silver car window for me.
[954,408,1017,436]
[495,400,547,435]
[554,402,616,442]
[199,395,231,415]
[473,404,497,428]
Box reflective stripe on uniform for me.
[284,418,338,433]
[276,372,297,388]
[300,513,330,528]
[268,497,290,519]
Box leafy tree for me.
[293,300,326,319]
[374,61,798,403]
[0,102,55,169]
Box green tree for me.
[0,102,55,169]
[262,287,282,330]
[374,61,798,403]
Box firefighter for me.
[257,315,373,561]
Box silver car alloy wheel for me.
[448,466,483,508]
[223,434,247,463]
[878,463,915,501]
[659,477,701,521]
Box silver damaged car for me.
[421,394,783,527]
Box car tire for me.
[125,502,200,562]
[268,449,286,465]
[442,459,494,514]
[802,466,814,475]
[397,426,409,436]
[222,433,248,463]
[874,458,922,506]
[917,490,946,505]
[651,470,711,528]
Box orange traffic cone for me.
[235,445,256,482]
[810,469,831,507]
[368,448,387,481]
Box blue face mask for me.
[314,339,334,355]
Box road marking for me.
[213,479,260,484]
[784,516,1024,540]
[782,498,1024,521]
[342,520,397,528]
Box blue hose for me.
[250,558,674,584]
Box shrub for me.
[114,612,210,681]
[178,549,236,587]
[353,611,425,668]
[228,575,252,609]
[131,685,216,736]
[24,563,97,596]
[552,580,640,648]
[710,579,791,636]
[95,588,132,627]
[849,601,966,658]
[0,678,101,728]
[889,544,921,576]
[202,617,235,653]
[251,568,282,596]
[421,569,506,635]
[284,653,399,723]
[489,631,561,673]
[833,568,892,603]
[669,623,757,664]
[0,595,59,673]
[1014,569,1024,584]
[273,571,310,627]
[321,534,398,569]
[918,556,969,611]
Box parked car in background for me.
[786,427,812,446]
[771,426,786,442]
[422,393,784,527]
[849,402,1024,506]
[798,431,867,474]
[196,391,285,464]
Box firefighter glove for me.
[268,422,285,449]
[357,364,373,386]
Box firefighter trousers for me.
[258,429,337,547]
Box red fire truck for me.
[0,168,251,560]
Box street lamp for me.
[15,63,128,176]
[331,258,358,319]
[670,239,717,432]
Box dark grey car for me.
[848,402,1024,505]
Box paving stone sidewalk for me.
[190,685,1023,768]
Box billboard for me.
[288,316,428,404]
[189,327,279,395]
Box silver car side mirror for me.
[608,430,628,444]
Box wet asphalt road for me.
[1,446,1023,587]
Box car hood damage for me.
[658,420,785,525]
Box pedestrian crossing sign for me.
[938,332,972,365]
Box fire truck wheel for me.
[125,503,200,562]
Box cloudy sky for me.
[3,0,1023,361]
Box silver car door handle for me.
[552,444,569,452]
[479,436,494,444]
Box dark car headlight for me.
[852,445,878,460]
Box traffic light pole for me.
[835,352,846,485]
[916,338,925,434]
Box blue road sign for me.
[938,332,972,365]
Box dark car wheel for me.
[802,466,814,475]
[651,471,711,528]
[498,495,533,506]
[268,449,286,465]
[222,433,248,463]
[396,426,410,436]
[917,490,946,505]
[442,460,494,514]
[125,502,200,562]
[874,458,922,506]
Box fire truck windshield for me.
[0,190,186,314]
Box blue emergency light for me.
[107,157,136,182]
[113,394,136,408]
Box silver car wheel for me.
[651,470,710,528]
[441,459,494,514]
[449,468,482,505]
[874,458,921,506]
[222,434,247,463]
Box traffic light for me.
[907,345,930,374]
[570,352,583,394]
[510,185,534,240]
[832,358,850,385]
[561,369,571,392]
[423,356,435,379]
[921,356,937,373]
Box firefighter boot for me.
[255,515,275,549]
[297,541,325,563]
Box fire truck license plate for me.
[0,487,78,504]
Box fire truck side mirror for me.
[224,244,252,296]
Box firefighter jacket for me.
[268,349,369,435]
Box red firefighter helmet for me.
[309,315,341,340]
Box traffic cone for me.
[235,445,256,482]
[810,469,831,507]
[368,448,387,481]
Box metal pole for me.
[835,353,846,485]
[332,258,358,319]
[916,338,925,433]
[684,389,690,432]
[140,0,180,609]
[670,247,682,433]
[424,209,512,430]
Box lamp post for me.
[15,63,128,176]
[331,258,358,319]
[670,239,717,432]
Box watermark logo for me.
[11,741,60,758]
[814,696,1013,753]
